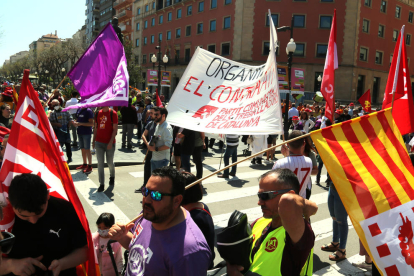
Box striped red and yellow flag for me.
[12,86,18,110]
[311,108,414,276]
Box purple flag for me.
[63,23,129,111]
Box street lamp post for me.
[278,16,296,140]
[45,70,49,88]
[317,74,322,91]
[151,40,168,99]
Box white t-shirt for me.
[65,98,79,115]
[272,155,313,199]
[320,116,328,129]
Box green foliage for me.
[123,39,145,88]
[61,77,77,101]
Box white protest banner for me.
[166,12,282,135]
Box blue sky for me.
[0,0,86,66]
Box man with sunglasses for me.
[227,169,318,276]
[108,166,212,275]
[0,174,88,276]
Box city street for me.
[70,133,370,275]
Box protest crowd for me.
[1,12,414,276]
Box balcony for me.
[114,0,132,10]
[118,9,132,21]
[120,24,132,33]
[93,5,100,11]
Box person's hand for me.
[10,256,47,276]
[281,144,289,157]
[108,222,135,240]
[73,121,79,127]
[107,143,113,150]
[177,133,184,138]
[226,262,244,276]
[55,123,62,128]
[203,143,206,149]
[49,259,62,276]
[148,145,155,152]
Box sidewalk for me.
[66,129,283,170]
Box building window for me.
[319,16,332,29]
[151,18,156,26]
[152,2,155,9]
[187,5,192,16]
[396,6,401,18]
[293,15,305,28]
[211,0,217,9]
[145,4,149,12]
[199,1,204,12]
[375,51,383,64]
[144,37,147,45]
[186,25,191,36]
[360,47,368,61]
[167,31,171,40]
[197,23,203,34]
[151,35,155,44]
[136,22,140,30]
[208,44,216,53]
[364,0,371,7]
[316,44,328,58]
[393,30,399,41]
[175,49,180,63]
[143,55,147,64]
[362,19,370,33]
[378,25,385,37]
[185,48,191,62]
[176,28,181,38]
[294,43,305,57]
[225,0,231,4]
[266,14,278,27]
[159,33,162,41]
[168,12,172,21]
[159,15,163,24]
[138,8,141,15]
[380,0,387,13]
[407,34,411,45]
[210,20,216,31]
[136,39,139,47]
[320,0,333,2]
[263,42,270,55]
[222,43,230,56]
[224,16,231,29]
[177,8,182,19]
[144,20,148,28]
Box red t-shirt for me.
[95,109,118,144]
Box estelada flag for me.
[358,89,372,113]
[320,9,338,122]
[382,25,414,135]
[0,70,99,276]
[311,108,414,275]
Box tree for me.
[124,39,145,89]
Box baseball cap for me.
[292,116,299,120]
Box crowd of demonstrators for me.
[49,99,74,163]
[93,106,118,192]
[0,174,88,276]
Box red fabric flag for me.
[358,89,372,113]
[382,25,414,135]
[320,9,338,123]
[0,70,99,276]
[156,88,163,107]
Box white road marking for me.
[313,254,371,275]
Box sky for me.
[0,0,86,66]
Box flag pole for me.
[125,131,313,225]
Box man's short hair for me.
[160,107,168,118]
[152,106,160,112]
[151,167,185,197]
[145,96,152,102]
[71,91,78,98]
[291,103,296,107]
[181,172,202,205]
[259,169,300,194]
[8,174,49,215]
[287,130,305,149]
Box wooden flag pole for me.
[127,131,313,225]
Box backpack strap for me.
[188,207,212,217]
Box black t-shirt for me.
[8,196,87,276]
[181,129,196,155]
[120,105,138,124]
[189,204,215,269]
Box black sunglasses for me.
[257,189,292,201]
[141,187,174,201]
[0,231,15,254]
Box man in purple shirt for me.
[108,167,212,275]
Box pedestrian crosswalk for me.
[73,156,372,275]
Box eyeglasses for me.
[141,187,174,201]
[257,189,292,201]
[0,231,15,254]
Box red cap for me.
[292,116,299,120]
[349,103,354,106]
[0,126,10,142]
[335,110,341,115]
[304,108,311,112]
[2,87,13,97]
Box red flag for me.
[0,70,99,276]
[358,89,372,113]
[320,9,338,122]
[156,88,163,107]
[382,25,414,135]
